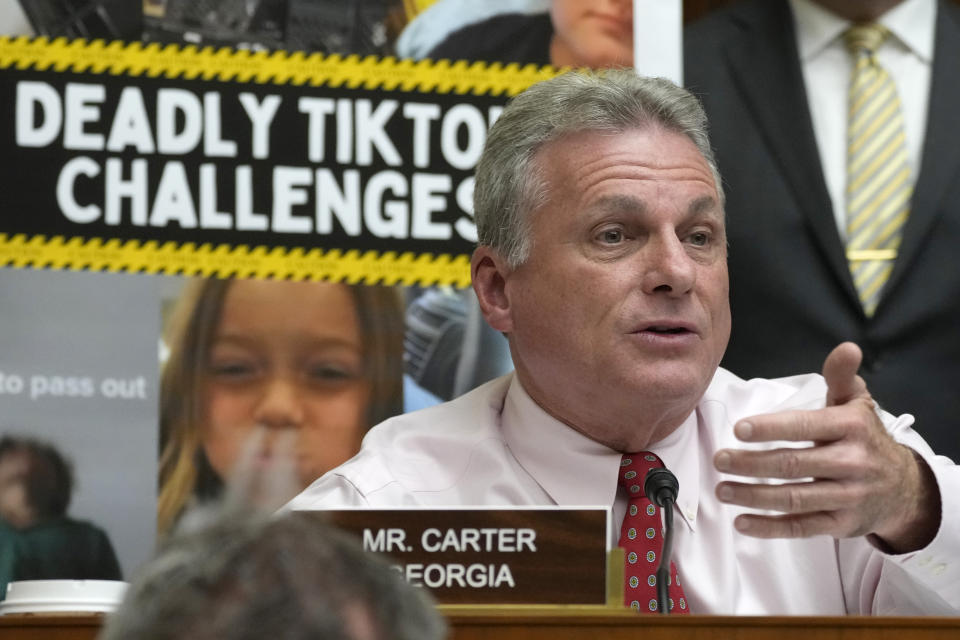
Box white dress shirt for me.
[788,0,935,239]
[288,369,960,615]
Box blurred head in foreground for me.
[99,509,445,640]
[158,278,405,535]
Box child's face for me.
[200,280,371,491]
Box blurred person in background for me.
[685,0,960,463]
[157,278,405,536]
[0,435,121,598]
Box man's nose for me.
[253,377,304,430]
[640,234,696,297]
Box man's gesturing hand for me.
[714,342,940,552]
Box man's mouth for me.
[645,326,691,335]
[631,320,699,340]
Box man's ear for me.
[471,246,514,333]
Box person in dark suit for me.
[685,0,960,462]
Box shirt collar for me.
[501,374,702,531]
[790,0,936,63]
[647,409,701,531]
[501,374,622,507]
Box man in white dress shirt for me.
[288,69,959,615]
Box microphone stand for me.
[644,467,679,615]
[656,496,675,615]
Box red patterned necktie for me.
[618,452,689,613]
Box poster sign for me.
[0,37,558,286]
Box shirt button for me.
[931,564,946,575]
[685,509,696,521]
[918,556,932,566]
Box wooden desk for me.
[2,610,960,640]
[0,614,102,640]
[441,606,960,640]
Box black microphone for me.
[644,467,679,615]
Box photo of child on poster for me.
[158,278,405,535]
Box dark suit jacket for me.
[685,0,960,461]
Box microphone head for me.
[644,467,679,507]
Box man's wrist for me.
[871,447,941,554]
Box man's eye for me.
[688,231,710,247]
[599,228,624,244]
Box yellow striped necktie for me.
[844,23,912,317]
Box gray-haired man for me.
[289,69,959,615]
